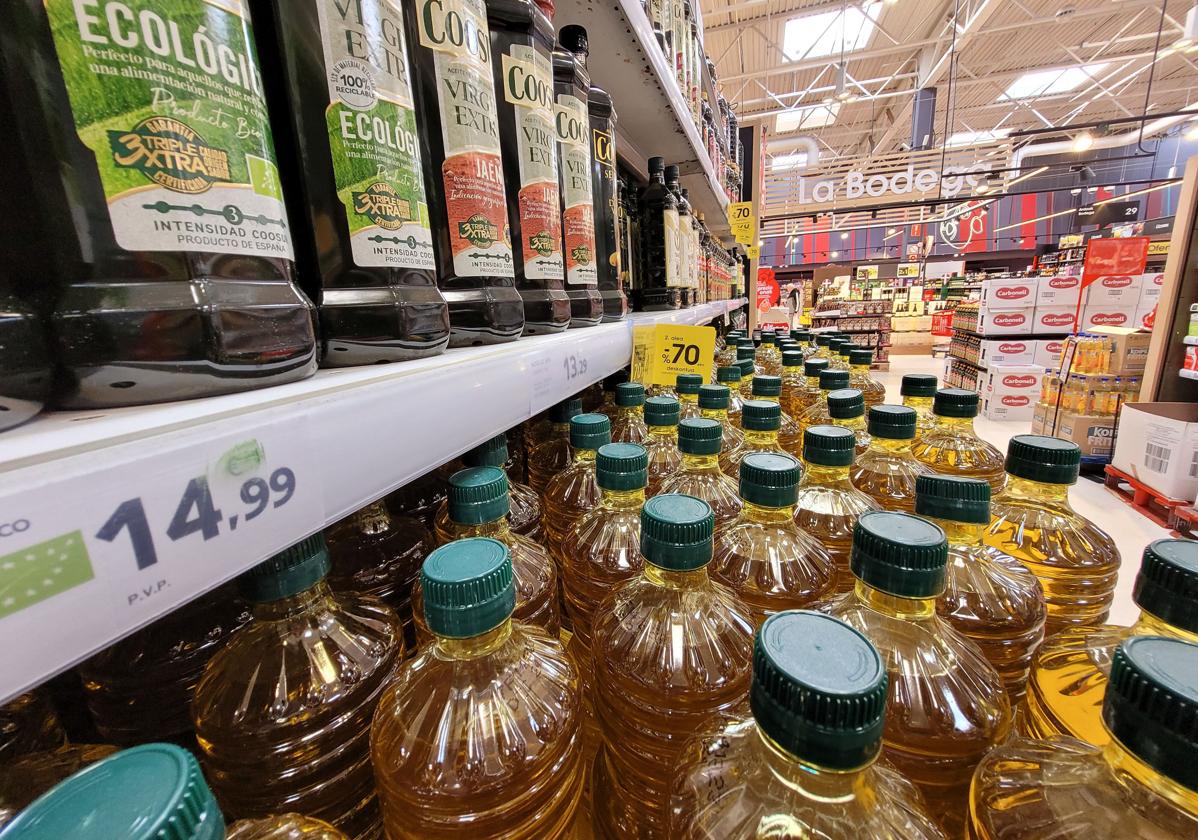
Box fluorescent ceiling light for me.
[771,151,809,170]
[783,2,882,61]
[946,129,1011,147]
[1094,181,1180,204]
[1072,132,1094,152]
[998,64,1109,101]
[775,103,841,133]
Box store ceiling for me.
[704,0,1198,166]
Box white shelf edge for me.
[1181,368,1198,380]
[1183,335,1198,346]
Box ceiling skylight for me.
[946,129,1011,147]
[998,64,1110,101]
[771,152,810,170]
[775,103,841,133]
[783,2,883,61]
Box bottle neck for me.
[571,447,599,466]
[804,462,851,485]
[934,415,978,435]
[854,579,938,619]
[643,562,709,589]
[754,727,872,801]
[252,580,333,621]
[830,415,864,431]
[448,515,512,541]
[744,428,780,446]
[928,515,987,547]
[679,393,698,407]
[354,500,392,536]
[699,407,729,424]
[805,374,821,387]
[682,452,722,472]
[755,393,781,406]
[1102,737,1198,817]
[868,436,914,456]
[435,619,513,660]
[648,424,678,443]
[741,499,794,525]
[617,404,643,420]
[600,487,646,509]
[1131,611,1198,644]
[850,363,870,376]
[903,395,933,411]
[1002,474,1073,505]
[549,420,570,438]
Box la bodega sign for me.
[794,163,991,207]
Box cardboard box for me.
[1090,325,1151,373]
[980,278,1038,309]
[1134,302,1157,331]
[1036,275,1084,307]
[1031,401,1052,435]
[1084,274,1143,307]
[1111,403,1198,501]
[1139,272,1164,305]
[985,364,1044,421]
[1032,305,1077,334]
[978,307,1034,336]
[982,392,1038,421]
[978,338,1036,367]
[1056,412,1117,457]
[1033,338,1066,369]
[1079,305,1138,331]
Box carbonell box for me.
[978,338,1036,367]
[1139,272,1164,305]
[977,307,1034,336]
[1032,338,1066,369]
[1085,274,1143,306]
[983,364,1045,421]
[1033,306,1077,334]
[1036,275,1084,307]
[1134,302,1157,330]
[1079,306,1138,331]
[980,278,1037,310]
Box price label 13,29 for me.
[631,323,717,387]
[0,416,322,701]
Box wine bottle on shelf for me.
[635,157,681,311]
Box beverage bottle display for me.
[714,366,746,426]
[193,535,404,836]
[676,374,704,419]
[371,538,584,839]
[551,35,603,327]
[737,358,757,400]
[916,475,1046,704]
[778,350,805,418]
[660,418,743,528]
[985,435,1120,635]
[828,512,1011,836]
[591,495,755,839]
[720,400,788,480]
[486,0,571,335]
[711,452,836,622]
[749,374,803,457]
[403,0,524,346]
[847,348,886,409]
[644,396,683,497]
[795,426,881,594]
[669,610,944,840]
[797,369,850,432]
[619,177,641,301]
[434,433,543,541]
[0,282,50,432]
[611,382,649,443]
[789,358,829,418]
[228,815,348,839]
[911,389,1006,493]
[1,0,317,408]
[1021,538,1198,747]
[970,636,1198,839]
[542,413,611,562]
[850,405,932,513]
[0,743,119,831]
[807,334,832,362]
[558,26,627,322]
[527,396,584,493]
[756,330,782,376]
[699,383,745,452]
[715,332,740,369]
[250,0,451,366]
[665,165,692,307]
[78,584,249,746]
[634,157,680,310]
[413,467,560,643]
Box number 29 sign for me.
[631,323,716,387]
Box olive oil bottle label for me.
[664,206,680,287]
[501,47,562,282]
[416,0,513,278]
[592,125,620,278]
[317,0,434,269]
[555,94,596,286]
[45,0,293,260]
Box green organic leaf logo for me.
[0,531,93,619]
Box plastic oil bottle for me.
[1021,538,1198,747]
[660,418,743,528]
[911,389,1006,493]
[434,433,543,542]
[590,495,755,839]
[798,369,850,433]
[0,742,119,831]
[847,348,886,409]
[644,396,682,497]
[698,384,745,452]
[795,426,881,594]
[711,453,837,623]
[757,330,782,376]
[715,332,739,369]
[542,414,611,563]
[750,375,803,457]
[720,400,787,480]
[413,467,559,644]
[737,356,757,401]
[807,333,833,362]
[715,367,745,426]
[192,536,404,837]
[0,692,64,763]
[789,359,829,418]
[595,370,628,421]
[669,610,944,840]
[825,339,850,371]
[827,388,872,458]
[985,435,1120,635]
[676,374,704,419]
[850,405,932,513]
[611,382,649,443]
[371,538,584,839]
[528,396,584,493]
[779,350,806,415]
[970,636,1198,839]
[916,475,1046,704]
[828,511,1010,837]
[901,374,939,438]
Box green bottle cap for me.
[815,334,833,347]
[914,475,990,524]
[615,382,645,407]
[738,359,756,377]
[0,743,224,840]
[640,494,715,571]
[1102,636,1198,791]
[1005,434,1080,485]
[716,366,742,384]
[645,396,680,426]
[1132,539,1198,634]
[782,351,804,368]
[676,374,703,395]
[739,452,801,507]
[752,375,782,397]
[819,369,850,390]
[750,611,888,771]
[901,374,938,398]
[761,331,777,346]
[827,389,865,419]
[804,359,829,377]
[804,425,856,467]
[447,467,510,525]
[794,331,812,343]
[698,384,730,409]
[570,413,611,450]
[420,537,515,638]
[933,388,979,418]
[549,396,583,423]
[678,418,723,456]
[848,348,873,366]
[867,405,917,439]
[737,339,756,351]
[850,511,948,598]
[737,344,756,361]
[597,443,648,491]
[241,534,330,602]
[461,433,509,468]
[836,341,854,358]
[741,399,782,431]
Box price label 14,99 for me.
[631,323,716,387]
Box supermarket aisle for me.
[879,354,1168,626]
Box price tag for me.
[856,264,879,280]
[631,323,716,387]
[0,416,321,700]
[728,201,755,245]
[746,244,760,260]
[897,263,920,278]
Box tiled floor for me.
[879,353,1169,627]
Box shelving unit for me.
[0,299,745,703]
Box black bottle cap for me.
[804,425,856,467]
[819,370,850,390]
[1004,434,1080,485]
[901,374,938,398]
[850,511,948,598]
[915,475,990,524]
[1132,539,1198,634]
[827,389,864,419]
[558,24,588,55]
[933,388,980,418]
[867,405,917,439]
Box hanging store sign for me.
[728,201,755,245]
[855,265,879,280]
[789,163,992,209]
[1147,241,1170,256]
[1078,202,1140,227]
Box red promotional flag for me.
[1082,237,1149,287]
[756,267,780,312]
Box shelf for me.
[951,327,1071,340]
[1183,336,1198,346]
[1181,368,1198,380]
[555,0,731,240]
[948,354,985,370]
[0,298,746,703]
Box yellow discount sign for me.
[728,201,755,245]
[631,323,716,387]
